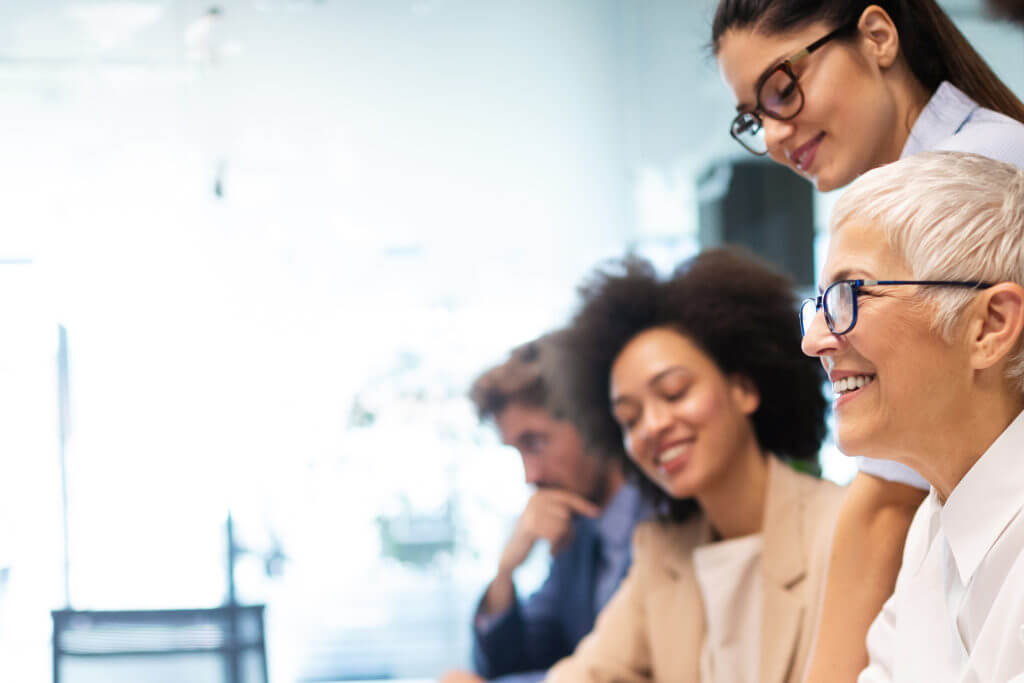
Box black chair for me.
[51,605,268,683]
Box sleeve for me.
[856,457,929,490]
[857,493,934,683]
[857,591,897,683]
[472,561,570,678]
[490,672,547,683]
[545,533,652,683]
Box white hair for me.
[829,151,1024,391]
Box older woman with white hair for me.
[801,150,1024,682]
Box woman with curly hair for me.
[546,247,841,683]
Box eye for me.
[520,434,548,454]
[661,381,691,402]
[613,409,639,431]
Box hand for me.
[499,489,601,574]
[438,670,484,683]
[483,489,600,617]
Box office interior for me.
[0,1,1021,681]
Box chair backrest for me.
[51,605,268,683]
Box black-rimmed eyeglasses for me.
[730,22,856,156]
[799,279,995,337]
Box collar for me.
[594,481,650,551]
[900,82,979,160]
[942,409,1024,586]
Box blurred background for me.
[0,1,1021,681]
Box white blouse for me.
[693,533,763,683]
[860,410,1024,681]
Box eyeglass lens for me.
[732,113,766,154]
[801,281,856,336]
[732,67,804,155]
[825,281,854,333]
[760,67,802,118]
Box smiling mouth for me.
[657,443,689,465]
[832,374,876,397]
[792,132,825,171]
[654,441,693,475]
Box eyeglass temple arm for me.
[862,279,995,288]
[804,21,858,57]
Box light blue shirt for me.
[859,81,1024,490]
[901,81,1024,167]
[591,482,649,612]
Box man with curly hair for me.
[441,332,651,683]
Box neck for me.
[884,69,932,164]
[889,388,1024,502]
[696,435,768,540]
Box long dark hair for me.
[562,248,827,522]
[711,0,1024,124]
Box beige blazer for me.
[546,457,845,683]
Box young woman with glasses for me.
[711,2,1024,681]
[546,248,842,682]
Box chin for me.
[814,172,843,193]
[834,426,873,459]
[655,473,696,501]
[816,166,860,193]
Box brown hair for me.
[469,331,572,423]
[711,0,1024,124]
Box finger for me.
[521,502,571,532]
[538,489,602,518]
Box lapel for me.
[656,515,711,679]
[759,458,810,683]
[572,518,601,625]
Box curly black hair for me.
[561,247,827,522]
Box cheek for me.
[680,388,725,427]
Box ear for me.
[729,374,761,416]
[967,283,1024,373]
[857,5,901,69]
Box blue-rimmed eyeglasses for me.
[799,279,995,336]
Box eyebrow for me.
[505,429,545,448]
[734,52,793,113]
[818,268,870,293]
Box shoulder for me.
[772,463,846,548]
[631,516,702,563]
[936,106,1024,171]
[774,459,846,514]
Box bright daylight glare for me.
[1,1,1020,682]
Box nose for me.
[636,401,673,452]
[521,455,544,486]
[801,304,842,359]
[763,116,796,160]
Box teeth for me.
[659,445,686,464]
[832,375,875,395]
